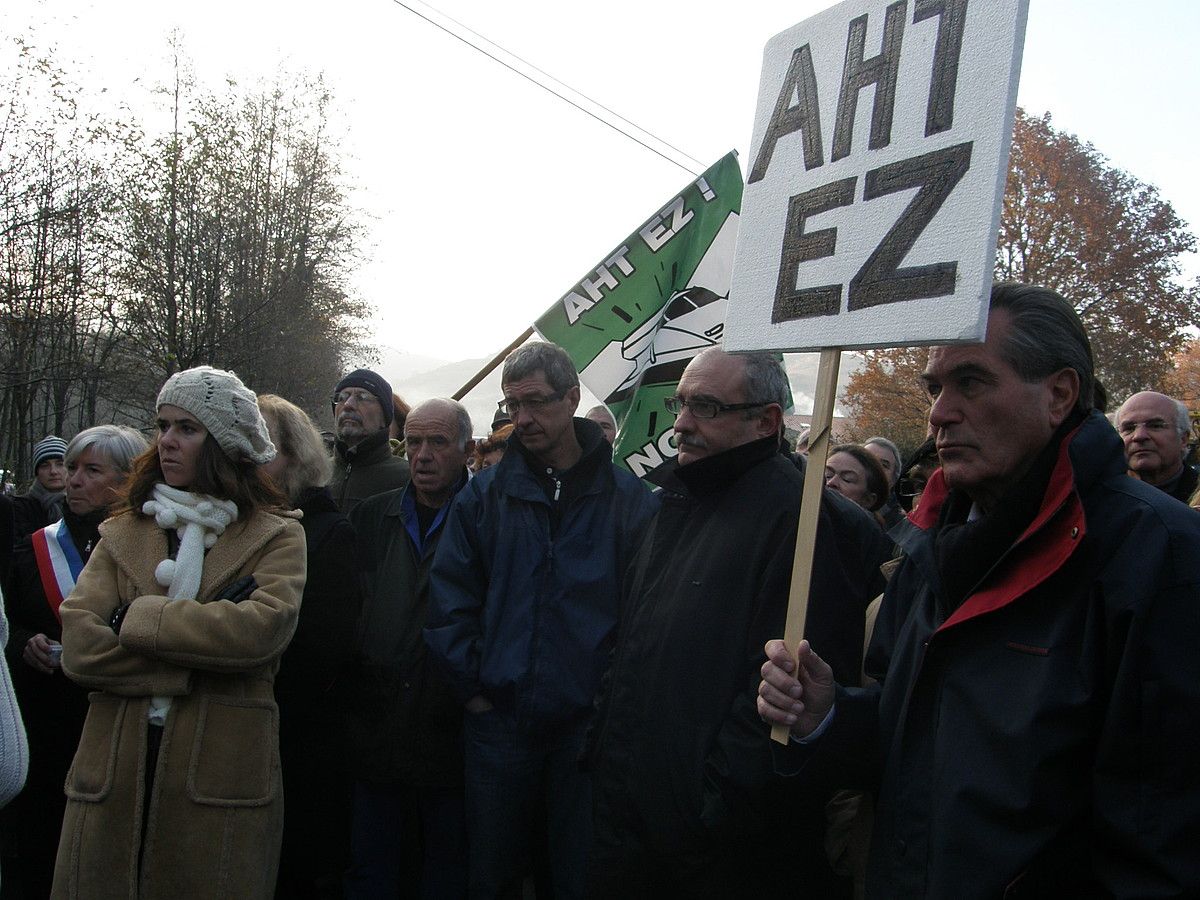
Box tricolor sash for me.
[31,519,85,624]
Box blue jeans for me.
[344,780,468,899]
[463,710,591,900]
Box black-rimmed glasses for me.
[498,391,566,416]
[664,396,768,419]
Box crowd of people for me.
[0,280,1197,899]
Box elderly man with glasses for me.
[1115,390,1197,504]
[329,368,410,514]
[586,347,890,897]
[426,342,657,899]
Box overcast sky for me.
[6,0,1198,374]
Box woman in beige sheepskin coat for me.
[54,367,306,899]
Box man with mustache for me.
[329,368,410,514]
[759,284,1200,897]
[586,348,889,897]
[426,342,657,899]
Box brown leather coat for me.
[53,508,306,899]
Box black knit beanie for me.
[334,369,394,426]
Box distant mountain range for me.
[368,344,862,438]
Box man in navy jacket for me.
[426,342,657,899]
[759,284,1200,897]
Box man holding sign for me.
[759,285,1200,896]
[588,348,889,896]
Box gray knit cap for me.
[156,366,276,465]
[32,435,67,470]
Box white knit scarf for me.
[143,484,239,601]
[141,484,238,724]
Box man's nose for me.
[672,404,695,431]
[928,393,956,427]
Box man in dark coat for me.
[760,284,1200,897]
[586,349,889,898]
[345,398,474,899]
[426,343,657,899]
[329,369,410,514]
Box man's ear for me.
[756,404,784,439]
[566,385,581,416]
[1046,368,1080,427]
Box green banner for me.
[535,152,744,480]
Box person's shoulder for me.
[351,485,405,523]
[1090,472,1200,535]
[242,507,306,545]
[607,463,658,504]
[379,453,410,474]
[97,509,145,538]
[1084,473,1200,589]
[608,462,646,489]
[763,450,806,488]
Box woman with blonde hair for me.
[55,366,306,899]
[258,393,362,897]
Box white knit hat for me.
[156,366,276,465]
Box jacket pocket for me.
[185,696,278,806]
[65,692,126,801]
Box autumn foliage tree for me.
[1162,339,1200,408]
[839,347,930,459]
[843,109,1198,445]
[997,109,1198,398]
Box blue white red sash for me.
[31,519,85,624]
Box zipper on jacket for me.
[545,467,562,502]
[340,460,352,508]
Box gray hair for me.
[1171,397,1192,436]
[865,436,902,487]
[989,283,1094,415]
[502,342,579,394]
[689,348,789,420]
[65,425,149,475]
[406,398,474,451]
[738,351,790,409]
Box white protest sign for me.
[725,0,1029,352]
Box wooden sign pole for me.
[771,347,842,745]
[452,327,534,401]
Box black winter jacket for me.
[785,411,1200,898]
[589,439,889,892]
[330,430,410,516]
